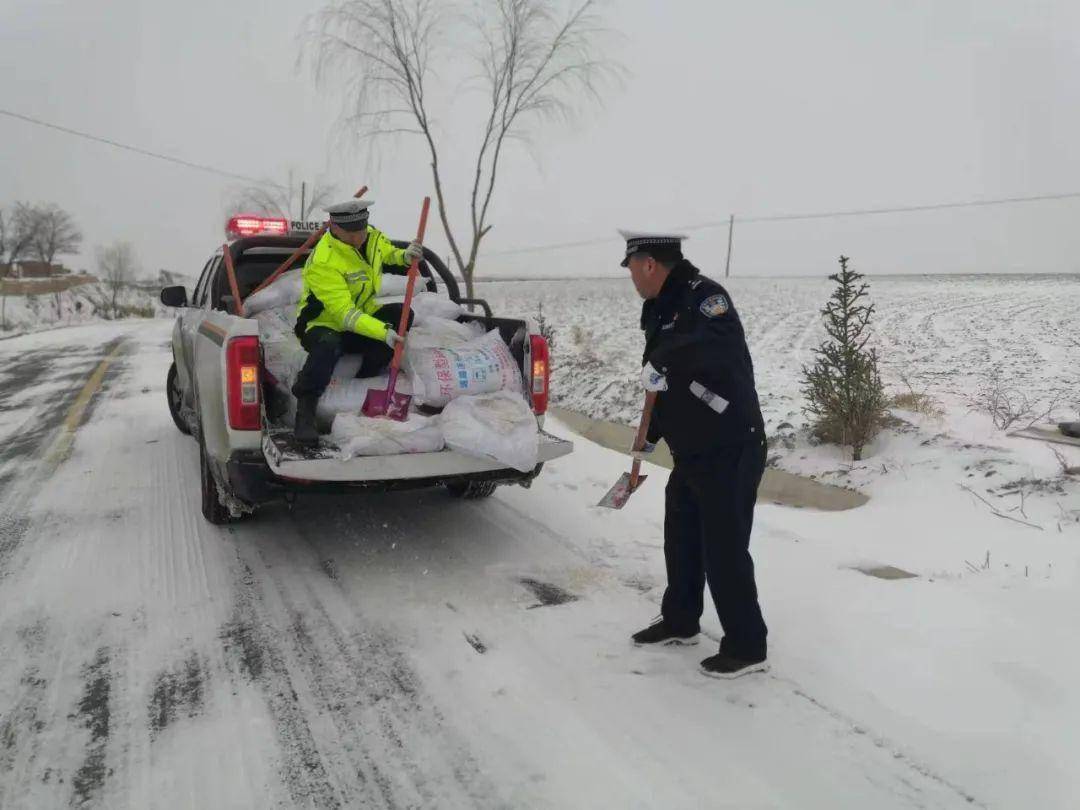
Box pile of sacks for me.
[328,389,539,473]
[248,270,540,472]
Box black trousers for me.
[661,438,768,660]
[291,304,411,400]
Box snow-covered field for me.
[1,273,1079,808]
[478,273,1080,433]
[482,273,1080,494]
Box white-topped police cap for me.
[618,229,688,267]
[326,198,375,231]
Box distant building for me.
[7,261,70,279]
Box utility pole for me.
[300,181,307,221]
[724,214,735,278]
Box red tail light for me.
[226,335,261,430]
[529,334,550,415]
[225,215,289,241]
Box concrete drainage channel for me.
[549,407,869,512]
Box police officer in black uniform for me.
[621,231,770,679]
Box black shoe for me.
[1058,422,1080,439]
[631,618,699,647]
[294,396,320,446]
[699,652,769,679]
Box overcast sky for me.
[3,0,1080,280]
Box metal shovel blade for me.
[596,472,648,509]
[361,389,412,421]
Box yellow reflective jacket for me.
[295,226,409,339]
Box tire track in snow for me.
[219,516,499,809]
[782,683,985,808]
[0,344,133,806]
[0,339,126,576]
[690,625,986,808]
[146,652,204,741]
[0,619,50,808]
[2,326,452,808]
[68,647,113,808]
[0,329,264,808]
[216,556,346,810]
[0,348,59,413]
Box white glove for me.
[640,362,668,392]
[403,240,423,264]
[631,441,657,461]
[384,329,404,348]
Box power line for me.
[488,189,1080,257]
[684,190,1080,228]
[0,108,285,189]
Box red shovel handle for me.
[387,196,431,373]
[629,390,658,489]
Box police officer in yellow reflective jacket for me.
[291,198,423,444]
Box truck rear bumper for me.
[227,429,573,503]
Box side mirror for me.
[161,286,189,307]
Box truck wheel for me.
[200,440,233,524]
[446,480,498,500]
[167,363,191,435]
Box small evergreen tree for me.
[535,302,556,350]
[801,256,887,460]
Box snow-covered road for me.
[0,319,1074,808]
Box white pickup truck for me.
[161,217,572,524]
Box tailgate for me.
[262,428,573,482]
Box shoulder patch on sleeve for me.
[699,293,729,318]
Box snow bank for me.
[0,282,173,335]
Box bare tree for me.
[229,170,338,221]
[305,0,615,299]
[32,204,84,316]
[1,202,42,276]
[1,202,44,331]
[33,204,82,267]
[96,241,139,320]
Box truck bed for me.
[261,425,573,483]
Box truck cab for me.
[161,215,572,523]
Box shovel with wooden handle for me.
[597,390,659,509]
[361,195,431,421]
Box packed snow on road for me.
[1,273,1078,808]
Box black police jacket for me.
[641,260,764,457]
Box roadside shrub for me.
[891,374,943,419]
[115,303,155,319]
[971,373,1068,430]
[570,324,589,347]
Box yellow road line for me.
[45,341,126,465]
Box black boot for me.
[1059,422,1080,439]
[294,396,319,446]
[700,651,769,679]
[631,617,699,647]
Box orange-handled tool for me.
[361,196,431,420]
[597,390,659,509]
